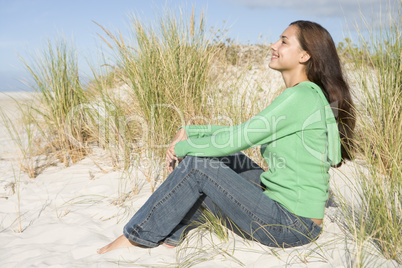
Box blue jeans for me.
[123,153,322,248]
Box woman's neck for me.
[281,70,309,88]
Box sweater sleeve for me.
[179,125,233,139]
[175,86,322,158]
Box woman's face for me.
[269,25,308,72]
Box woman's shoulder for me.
[283,81,322,101]
[290,81,320,92]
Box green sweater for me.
[175,81,341,219]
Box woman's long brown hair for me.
[290,20,355,164]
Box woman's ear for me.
[300,51,311,63]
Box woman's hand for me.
[165,128,188,173]
[165,145,178,174]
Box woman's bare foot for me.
[161,242,176,249]
[97,235,138,254]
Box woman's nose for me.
[270,41,278,51]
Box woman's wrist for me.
[173,128,187,143]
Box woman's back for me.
[260,81,339,219]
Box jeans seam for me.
[134,169,197,233]
[124,228,159,247]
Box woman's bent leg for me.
[163,152,264,246]
[123,155,321,248]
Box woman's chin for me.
[268,64,279,71]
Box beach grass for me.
[92,9,218,171]
[19,39,92,168]
[335,2,402,265]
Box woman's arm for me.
[175,86,324,158]
[179,125,233,139]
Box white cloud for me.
[233,0,399,19]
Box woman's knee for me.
[178,155,223,172]
[176,155,205,172]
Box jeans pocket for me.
[274,203,323,247]
[276,202,300,227]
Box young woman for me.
[97,20,355,254]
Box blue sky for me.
[0,0,398,91]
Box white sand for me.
[0,92,398,268]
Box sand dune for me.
[0,92,398,267]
